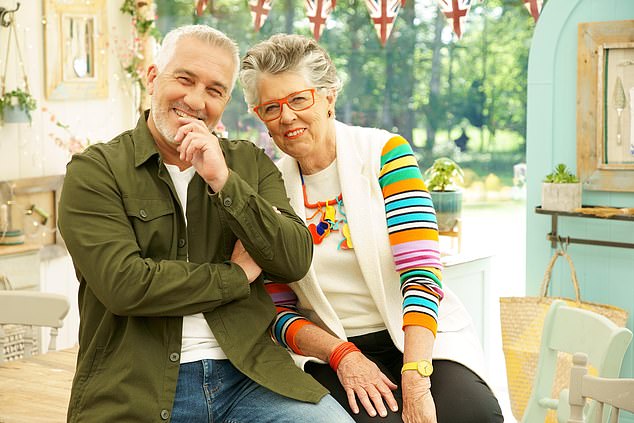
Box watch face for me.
[418,361,433,376]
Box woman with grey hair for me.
[240,34,503,423]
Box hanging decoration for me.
[364,0,405,47]
[522,0,542,23]
[305,0,336,41]
[196,0,210,16]
[0,3,37,125]
[436,0,472,39]
[249,0,274,32]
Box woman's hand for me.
[401,372,436,423]
[336,351,399,418]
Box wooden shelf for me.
[535,206,634,249]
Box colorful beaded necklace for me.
[299,164,353,250]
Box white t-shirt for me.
[302,160,385,337]
[165,163,227,362]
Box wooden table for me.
[0,346,77,423]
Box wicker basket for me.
[0,324,38,361]
[499,250,628,422]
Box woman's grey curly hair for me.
[239,34,342,108]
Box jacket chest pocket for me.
[123,197,176,258]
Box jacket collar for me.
[132,110,161,168]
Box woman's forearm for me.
[294,323,346,361]
[403,325,434,363]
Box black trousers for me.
[305,330,504,423]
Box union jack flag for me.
[249,0,274,32]
[436,0,472,39]
[305,0,336,41]
[364,0,406,47]
[522,0,543,22]
[195,0,210,16]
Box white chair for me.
[567,352,634,423]
[521,300,632,423]
[0,290,70,358]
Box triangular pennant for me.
[522,0,543,22]
[364,0,405,47]
[436,0,472,39]
[248,0,274,32]
[195,0,210,16]
[305,0,336,41]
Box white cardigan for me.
[276,120,488,383]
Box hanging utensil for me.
[613,76,626,145]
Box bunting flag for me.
[522,0,543,22]
[249,0,274,32]
[305,0,336,41]
[364,0,406,47]
[195,0,209,16]
[437,0,472,39]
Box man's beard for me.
[151,96,178,145]
[151,97,213,145]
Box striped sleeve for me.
[378,135,444,336]
[264,282,315,354]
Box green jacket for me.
[58,114,326,422]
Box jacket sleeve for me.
[264,282,315,354]
[58,147,246,317]
[216,143,313,283]
[378,136,444,336]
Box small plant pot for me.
[430,190,462,232]
[541,182,582,212]
[2,105,30,123]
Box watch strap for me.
[401,359,433,376]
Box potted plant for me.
[0,88,37,124]
[541,163,582,212]
[424,157,464,232]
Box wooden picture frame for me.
[42,0,108,100]
[577,20,634,192]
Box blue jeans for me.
[170,359,354,423]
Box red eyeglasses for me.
[253,88,317,122]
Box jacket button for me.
[169,352,180,362]
[160,409,170,420]
[178,238,186,248]
[223,197,232,207]
[139,209,148,218]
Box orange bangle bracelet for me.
[328,341,360,371]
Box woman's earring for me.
[327,110,333,118]
[268,131,273,138]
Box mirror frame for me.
[43,0,108,100]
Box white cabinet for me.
[442,254,492,356]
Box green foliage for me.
[544,163,579,183]
[0,89,37,123]
[424,157,464,191]
[153,0,532,160]
[121,0,161,39]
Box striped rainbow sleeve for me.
[264,282,314,354]
[379,136,444,336]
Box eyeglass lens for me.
[256,89,315,121]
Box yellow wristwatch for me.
[401,360,433,377]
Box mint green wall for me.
[526,0,634,421]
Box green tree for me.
[153,0,533,168]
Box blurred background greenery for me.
[154,0,534,196]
